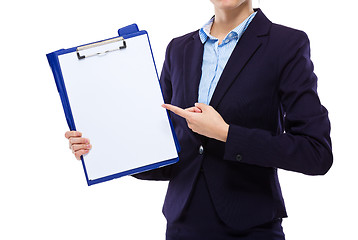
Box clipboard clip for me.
[76,37,126,60]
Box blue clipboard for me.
[47,24,180,186]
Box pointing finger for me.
[162,104,191,119]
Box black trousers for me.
[166,171,285,240]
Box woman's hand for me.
[162,103,229,142]
[64,131,92,160]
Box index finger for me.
[65,131,82,139]
[162,104,191,119]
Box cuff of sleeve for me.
[223,124,272,166]
[224,124,246,162]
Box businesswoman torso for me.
[66,1,333,239]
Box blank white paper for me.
[58,34,178,180]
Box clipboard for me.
[47,24,180,186]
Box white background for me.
[0,0,357,239]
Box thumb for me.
[194,102,210,111]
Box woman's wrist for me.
[217,123,229,142]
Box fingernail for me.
[87,144,92,149]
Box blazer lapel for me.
[209,9,272,109]
[182,34,204,108]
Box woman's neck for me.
[210,3,254,44]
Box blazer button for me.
[199,145,204,155]
[236,154,242,161]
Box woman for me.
[65,1,333,239]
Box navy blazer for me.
[134,9,333,231]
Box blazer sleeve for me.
[132,40,174,181]
[223,31,333,175]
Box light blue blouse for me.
[198,12,257,104]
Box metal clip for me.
[76,37,126,60]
